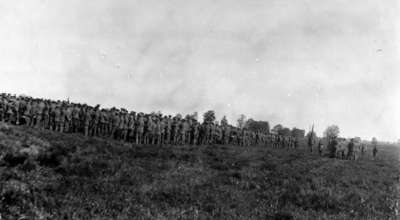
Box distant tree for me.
[291,128,305,139]
[237,114,247,129]
[323,125,340,141]
[271,124,283,134]
[247,119,270,133]
[203,110,216,124]
[221,116,229,126]
[279,127,291,136]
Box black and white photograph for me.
[0,0,399,219]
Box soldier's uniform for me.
[100,110,108,137]
[54,107,62,132]
[192,122,200,145]
[172,119,180,145]
[154,119,162,145]
[84,108,92,136]
[63,106,72,132]
[136,114,144,144]
[127,113,136,143]
[165,116,172,144]
[180,120,189,145]
[159,118,166,145]
[72,106,80,133]
[43,105,50,129]
[119,113,128,141]
[347,140,354,160]
[90,109,100,136]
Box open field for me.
[0,123,399,219]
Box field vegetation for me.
[0,123,399,219]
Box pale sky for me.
[0,0,399,141]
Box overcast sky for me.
[0,0,399,141]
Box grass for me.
[0,123,399,219]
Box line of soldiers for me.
[0,93,298,147]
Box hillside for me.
[0,123,399,219]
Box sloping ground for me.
[0,123,399,219]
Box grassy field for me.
[0,123,399,219]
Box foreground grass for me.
[0,124,399,219]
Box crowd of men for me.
[0,93,299,148]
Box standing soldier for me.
[172,118,180,145]
[318,140,323,156]
[180,119,189,145]
[223,125,231,145]
[63,106,72,133]
[59,106,67,133]
[127,112,136,143]
[372,137,378,159]
[43,104,50,129]
[154,117,162,145]
[90,107,100,136]
[54,106,62,132]
[72,105,80,133]
[136,113,145,144]
[99,109,108,137]
[120,112,129,141]
[160,117,166,145]
[346,139,355,160]
[328,136,338,158]
[164,116,171,144]
[192,121,200,145]
[84,107,92,137]
[22,101,32,126]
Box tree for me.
[323,125,340,140]
[291,128,305,138]
[221,116,228,126]
[237,114,247,129]
[247,119,270,133]
[279,127,291,136]
[271,124,283,134]
[203,110,216,124]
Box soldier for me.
[163,116,170,144]
[154,117,162,145]
[318,140,323,156]
[119,112,128,141]
[90,107,100,136]
[192,121,200,145]
[43,104,50,129]
[22,101,32,126]
[99,109,108,137]
[127,112,136,143]
[180,119,189,145]
[328,137,338,158]
[159,117,166,145]
[63,106,72,132]
[172,118,180,145]
[346,139,355,160]
[72,105,80,133]
[83,107,92,137]
[372,143,378,159]
[223,125,231,145]
[136,113,145,144]
[54,106,62,132]
[360,144,366,159]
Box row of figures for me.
[309,137,378,160]
[0,94,299,147]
